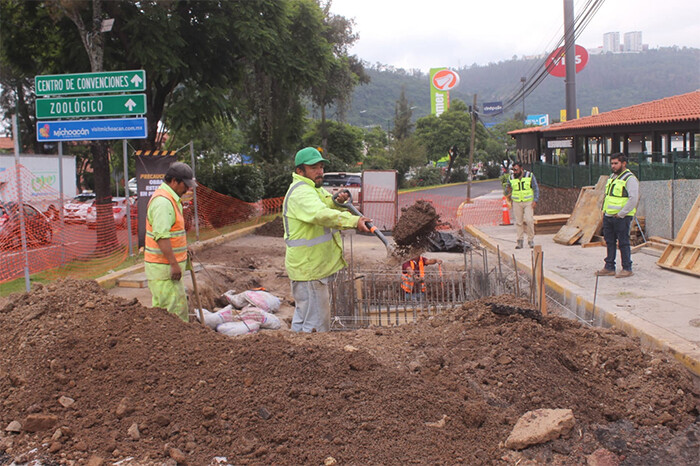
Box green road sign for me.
[35,70,146,96]
[36,94,147,119]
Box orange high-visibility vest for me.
[145,188,187,264]
[401,258,426,293]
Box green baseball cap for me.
[295,147,329,167]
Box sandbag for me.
[238,306,281,330]
[195,305,236,329]
[217,321,260,336]
[223,290,281,313]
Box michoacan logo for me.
[431,69,460,91]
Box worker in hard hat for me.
[283,147,371,332]
[144,162,196,322]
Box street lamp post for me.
[520,76,526,122]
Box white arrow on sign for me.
[130,74,143,87]
[124,98,137,111]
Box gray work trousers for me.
[290,274,336,332]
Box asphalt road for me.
[402,179,502,199]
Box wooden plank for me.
[581,241,605,248]
[553,176,608,246]
[656,194,700,277]
[674,195,700,245]
[554,225,583,245]
[534,214,570,224]
[648,236,671,245]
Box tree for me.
[310,1,369,152]
[302,120,364,169]
[414,99,489,182]
[392,86,414,141]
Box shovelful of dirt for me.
[0,281,698,465]
[392,200,440,256]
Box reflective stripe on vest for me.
[283,181,338,248]
[145,188,187,264]
[603,169,636,217]
[401,258,426,293]
[509,172,534,202]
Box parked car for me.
[322,172,362,207]
[63,192,96,224]
[0,202,53,249]
[86,197,134,229]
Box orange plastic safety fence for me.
[0,163,283,285]
[359,184,503,230]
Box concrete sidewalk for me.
[466,222,700,377]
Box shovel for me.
[332,190,396,257]
[186,251,205,327]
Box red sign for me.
[432,69,460,91]
[545,45,589,78]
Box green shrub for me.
[412,166,443,187]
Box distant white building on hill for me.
[624,31,643,52]
[603,32,620,53]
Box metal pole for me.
[123,139,133,256]
[190,141,200,242]
[564,0,577,121]
[58,142,66,266]
[12,115,30,292]
[466,94,477,201]
[520,77,526,122]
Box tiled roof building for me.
[508,91,699,166]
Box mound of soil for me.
[254,217,284,238]
[0,282,698,465]
[393,200,440,250]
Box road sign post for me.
[36,94,146,119]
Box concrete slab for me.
[467,223,700,377]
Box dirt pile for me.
[254,217,284,238]
[393,200,440,255]
[1,282,698,465]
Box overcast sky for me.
[330,0,700,71]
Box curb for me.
[95,223,263,288]
[465,225,700,377]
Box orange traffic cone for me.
[501,196,511,225]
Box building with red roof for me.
[508,91,699,166]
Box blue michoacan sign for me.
[482,101,503,115]
[525,114,550,126]
[36,118,148,141]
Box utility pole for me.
[564,0,577,167]
[520,77,526,122]
[466,93,477,201]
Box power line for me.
[481,0,606,118]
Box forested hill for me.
[344,47,700,128]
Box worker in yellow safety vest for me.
[595,153,639,279]
[401,256,443,300]
[283,147,371,332]
[506,161,539,249]
[145,162,196,322]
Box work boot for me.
[616,270,634,278]
[595,268,616,277]
[515,239,524,249]
[528,240,535,248]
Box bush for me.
[409,166,443,187]
[485,163,502,179]
[198,164,265,202]
[447,167,469,183]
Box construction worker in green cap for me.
[283,147,371,332]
